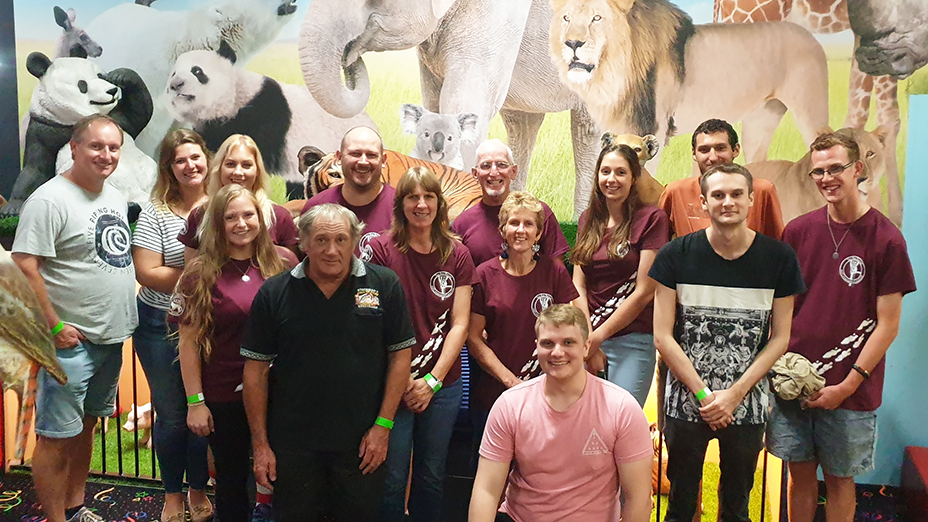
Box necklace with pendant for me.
[232,259,254,282]
[826,211,853,260]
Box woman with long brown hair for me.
[571,133,670,406]
[369,167,476,522]
[131,129,212,522]
[171,184,295,522]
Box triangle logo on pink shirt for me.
[582,429,610,456]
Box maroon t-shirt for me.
[451,199,570,266]
[368,234,477,386]
[784,207,915,411]
[178,203,299,250]
[577,205,670,337]
[302,184,397,261]
[470,255,580,411]
[169,258,269,403]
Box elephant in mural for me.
[298,0,601,216]
[847,0,928,78]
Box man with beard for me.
[302,126,394,261]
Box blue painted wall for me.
[858,94,928,486]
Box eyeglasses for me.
[477,161,511,171]
[809,161,855,180]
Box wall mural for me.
[7,0,928,223]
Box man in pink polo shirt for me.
[470,304,652,522]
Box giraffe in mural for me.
[715,0,903,225]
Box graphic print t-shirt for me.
[368,235,477,385]
[577,205,669,337]
[784,207,915,411]
[12,176,137,344]
[649,230,805,424]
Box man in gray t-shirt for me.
[12,115,137,522]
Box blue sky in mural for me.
[14,0,716,41]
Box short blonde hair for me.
[498,191,545,235]
[535,304,589,341]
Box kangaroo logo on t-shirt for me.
[839,255,866,287]
[582,428,610,456]
[430,271,456,300]
[93,212,132,268]
[531,293,554,317]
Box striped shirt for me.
[132,201,187,310]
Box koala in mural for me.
[604,133,664,206]
[2,53,155,218]
[400,104,480,170]
[166,41,375,198]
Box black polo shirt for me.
[242,258,415,453]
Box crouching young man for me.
[469,304,652,522]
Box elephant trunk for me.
[299,9,371,119]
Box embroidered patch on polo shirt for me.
[355,288,380,308]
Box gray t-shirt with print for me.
[12,176,138,344]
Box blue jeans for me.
[601,332,655,407]
[380,379,463,522]
[133,298,209,493]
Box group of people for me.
[9,112,914,522]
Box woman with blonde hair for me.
[178,134,298,261]
[467,191,579,460]
[132,129,212,522]
[369,167,476,522]
[571,134,670,406]
[171,184,296,522]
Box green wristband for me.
[423,373,443,393]
[50,321,65,336]
[187,392,205,405]
[375,416,394,430]
[695,387,712,401]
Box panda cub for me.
[166,40,375,198]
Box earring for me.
[500,242,509,259]
[532,243,540,260]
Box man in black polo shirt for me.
[241,203,414,522]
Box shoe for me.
[66,507,104,522]
[160,508,186,522]
[187,492,214,522]
[252,502,274,522]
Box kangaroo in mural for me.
[714,0,903,226]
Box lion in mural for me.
[549,0,829,168]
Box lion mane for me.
[550,0,694,137]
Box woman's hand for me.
[586,348,607,376]
[404,378,435,413]
[187,403,214,437]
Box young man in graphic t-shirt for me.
[766,133,915,522]
[470,304,652,522]
[650,163,805,522]
[302,126,395,261]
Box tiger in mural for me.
[287,146,483,221]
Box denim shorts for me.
[765,396,877,477]
[36,339,124,439]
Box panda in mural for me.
[2,52,156,218]
[165,40,376,199]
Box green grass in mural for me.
[15,41,917,219]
